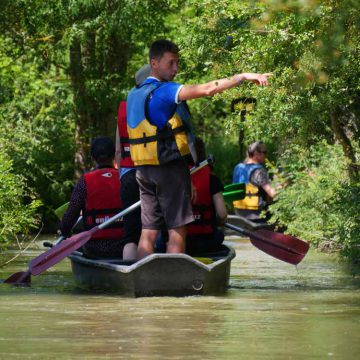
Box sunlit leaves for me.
[0,153,41,250]
[173,0,360,260]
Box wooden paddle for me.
[224,222,309,265]
[4,158,212,285]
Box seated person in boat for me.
[59,136,128,259]
[232,141,276,223]
[186,137,228,255]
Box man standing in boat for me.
[232,141,276,223]
[126,39,271,259]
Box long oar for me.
[224,222,309,265]
[4,216,84,285]
[4,158,212,285]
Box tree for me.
[174,0,360,260]
[0,0,179,230]
[0,0,177,175]
[0,151,41,250]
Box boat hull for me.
[69,245,235,297]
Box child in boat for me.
[58,136,126,259]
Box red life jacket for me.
[187,165,215,236]
[117,101,135,168]
[83,168,124,241]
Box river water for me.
[0,235,359,359]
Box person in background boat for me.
[126,39,271,259]
[115,64,151,260]
[232,141,276,223]
[59,136,125,258]
[186,137,227,255]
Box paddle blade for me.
[222,189,245,203]
[250,230,310,265]
[224,183,245,193]
[29,227,98,276]
[249,238,306,265]
[4,270,31,285]
[54,202,69,219]
[256,230,310,256]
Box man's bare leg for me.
[167,226,187,253]
[137,229,159,259]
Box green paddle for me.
[222,183,245,204]
[54,202,70,219]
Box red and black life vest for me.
[117,101,135,168]
[83,168,124,241]
[187,165,215,236]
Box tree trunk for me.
[69,37,91,178]
[238,111,246,161]
[69,32,131,178]
[232,98,257,162]
[330,108,359,183]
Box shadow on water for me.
[1,234,360,359]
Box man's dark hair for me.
[149,39,179,61]
[90,136,115,162]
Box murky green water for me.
[1,235,359,359]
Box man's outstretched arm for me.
[178,73,272,101]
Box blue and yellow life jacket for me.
[232,163,267,210]
[126,80,194,166]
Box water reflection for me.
[0,235,359,359]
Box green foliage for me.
[0,47,76,218]
[177,0,360,149]
[173,0,360,261]
[269,143,344,242]
[206,135,239,185]
[335,183,360,263]
[0,0,178,234]
[0,152,41,250]
[269,142,360,261]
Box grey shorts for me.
[136,160,194,230]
